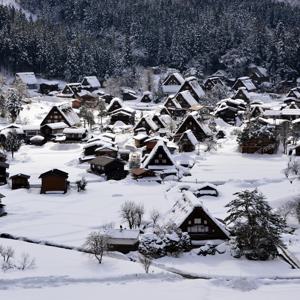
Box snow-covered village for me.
[1,0,300,299]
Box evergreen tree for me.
[3,131,22,159]
[5,88,23,123]
[225,189,286,260]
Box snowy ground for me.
[1,93,300,298]
[0,238,300,300]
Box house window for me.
[155,159,159,164]
[158,154,163,158]
[187,225,209,233]
[194,218,201,224]
[188,220,191,225]
[204,220,208,225]
[162,159,167,164]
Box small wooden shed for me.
[39,169,69,194]
[10,174,30,190]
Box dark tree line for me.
[0,0,300,82]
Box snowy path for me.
[0,273,180,290]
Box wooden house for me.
[177,77,205,102]
[174,90,198,109]
[121,88,138,101]
[250,105,265,118]
[107,98,123,114]
[81,76,101,92]
[41,104,81,127]
[194,184,219,198]
[9,174,30,190]
[83,137,116,156]
[110,108,135,125]
[15,72,38,89]
[89,156,128,180]
[163,96,186,118]
[160,107,172,116]
[232,87,251,103]
[134,116,158,134]
[232,76,256,92]
[239,123,279,154]
[214,98,247,124]
[248,65,269,84]
[161,72,185,94]
[174,114,212,142]
[167,191,230,245]
[142,140,176,171]
[95,145,118,158]
[39,82,59,94]
[0,161,9,185]
[0,193,6,217]
[287,87,300,99]
[152,114,167,130]
[39,169,69,194]
[203,77,225,91]
[60,83,82,97]
[103,228,140,253]
[72,99,82,109]
[101,94,114,104]
[22,125,41,142]
[177,129,198,152]
[76,91,98,108]
[41,122,68,139]
[140,91,153,103]
[63,127,88,141]
[133,133,149,148]
[131,168,156,179]
[263,109,300,121]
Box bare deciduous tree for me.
[120,201,144,229]
[17,253,36,271]
[150,209,160,225]
[84,232,109,264]
[139,254,152,274]
[0,245,15,271]
[284,158,300,184]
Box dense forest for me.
[0,0,300,83]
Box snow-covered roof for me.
[235,77,256,91]
[164,97,182,109]
[107,98,123,111]
[178,129,198,146]
[177,90,198,107]
[42,122,68,130]
[185,78,205,98]
[95,144,118,152]
[167,191,229,237]
[81,76,101,88]
[102,229,140,244]
[30,135,44,142]
[63,127,87,134]
[15,72,37,85]
[177,114,212,137]
[57,104,81,126]
[142,140,176,169]
[162,72,185,86]
[135,116,159,132]
[263,109,300,117]
[22,125,40,131]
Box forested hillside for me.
[0,0,300,82]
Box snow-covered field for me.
[1,95,300,298]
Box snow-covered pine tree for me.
[225,189,286,260]
[3,130,22,159]
[5,88,23,123]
